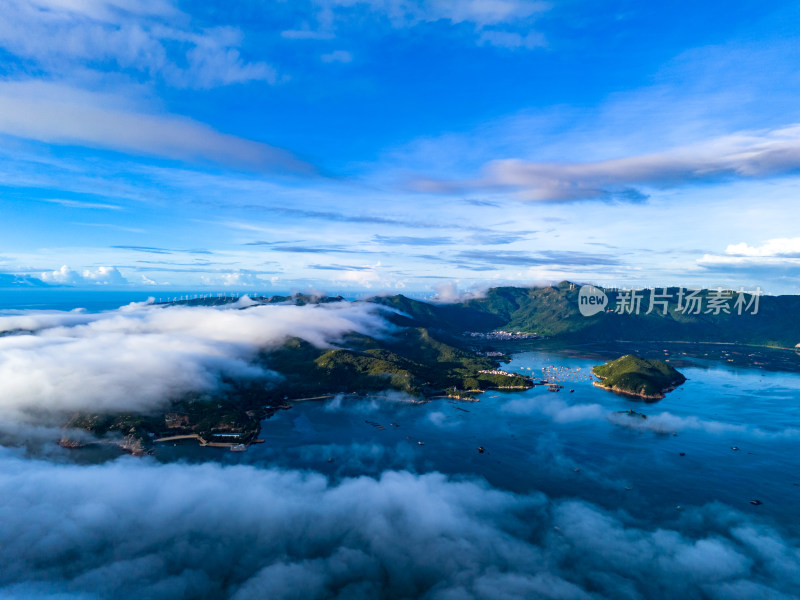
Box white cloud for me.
[608,410,800,439]
[331,262,387,287]
[43,198,122,210]
[213,271,270,287]
[411,124,800,202]
[320,0,548,28]
[432,281,488,302]
[82,265,128,284]
[310,0,550,48]
[177,26,277,88]
[500,395,800,439]
[428,0,549,26]
[0,0,275,89]
[20,0,178,21]
[0,452,797,599]
[502,395,607,423]
[0,301,390,423]
[695,247,800,280]
[0,81,312,173]
[39,265,128,286]
[726,238,800,258]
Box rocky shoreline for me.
[591,380,676,401]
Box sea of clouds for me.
[0,448,798,600]
[0,298,391,432]
[1,300,798,599]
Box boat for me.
[616,409,647,420]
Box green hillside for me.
[592,354,686,400]
[378,283,800,347]
[259,326,528,397]
[371,294,504,334]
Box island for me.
[592,354,686,400]
[59,298,534,455]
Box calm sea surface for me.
[153,347,800,537]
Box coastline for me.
[591,380,667,401]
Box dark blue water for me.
[152,349,800,537]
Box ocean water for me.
[0,290,190,311]
[152,347,800,537]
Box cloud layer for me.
[0,81,312,174]
[412,125,800,202]
[39,265,128,286]
[501,395,800,439]
[0,300,390,425]
[309,0,549,48]
[0,0,274,88]
[0,450,797,599]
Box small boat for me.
[230,444,247,452]
[417,441,425,446]
[616,409,647,420]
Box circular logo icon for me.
[578,285,608,317]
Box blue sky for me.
[1,0,800,294]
